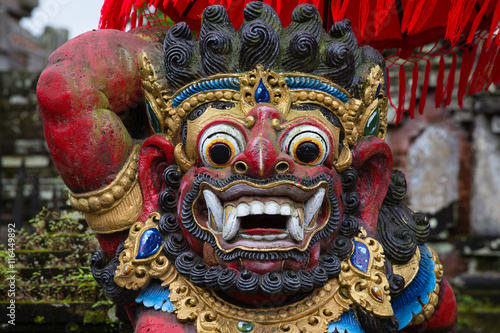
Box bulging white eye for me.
[281,125,331,165]
[199,124,245,168]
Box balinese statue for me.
[37,3,457,332]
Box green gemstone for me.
[236,321,255,332]
[364,106,380,137]
[146,100,162,133]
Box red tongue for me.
[243,229,284,235]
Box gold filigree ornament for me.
[69,145,143,234]
[393,247,421,288]
[239,65,290,115]
[167,231,394,332]
[138,50,173,135]
[338,229,394,318]
[114,213,177,290]
[138,50,388,152]
[168,274,348,333]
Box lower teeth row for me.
[240,233,289,241]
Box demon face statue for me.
[37,2,457,332]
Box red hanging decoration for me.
[419,60,431,115]
[487,1,500,46]
[374,0,395,37]
[435,56,446,108]
[332,0,349,22]
[408,62,419,118]
[396,65,407,124]
[358,0,371,39]
[470,42,498,94]
[467,0,492,44]
[446,0,478,46]
[444,52,457,108]
[458,43,478,108]
[401,0,439,35]
[97,0,500,124]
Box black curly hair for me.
[163,1,386,98]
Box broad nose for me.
[231,105,294,178]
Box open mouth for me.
[193,181,330,252]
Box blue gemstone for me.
[376,83,381,97]
[350,241,370,273]
[254,79,270,103]
[136,228,163,259]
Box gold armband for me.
[69,146,143,234]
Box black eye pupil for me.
[296,142,320,164]
[209,143,232,165]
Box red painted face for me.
[176,102,345,275]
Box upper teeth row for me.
[202,188,326,243]
[235,201,293,217]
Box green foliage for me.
[66,322,81,332]
[456,293,485,309]
[0,208,105,304]
[92,299,115,309]
[456,293,500,330]
[0,207,125,329]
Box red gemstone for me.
[371,286,383,302]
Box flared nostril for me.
[233,161,249,174]
[275,161,290,173]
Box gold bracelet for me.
[69,146,143,234]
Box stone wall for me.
[0,71,69,241]
[0,0,68,242]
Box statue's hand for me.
[37,29,158,193]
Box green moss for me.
[83,307,109,325]
[456,293,500,330]
[0,208,128,330]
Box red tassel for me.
[487,0,500,47]
[130,7,137,29]
[386,66,397,111]
[402,0,439,35]
[408,62,419,119]
[467,0,492,44]
[486,46,500,89]
[435,56,445,108]
[446,0,478,45]
[401,0,417,33]
[470,43,497,94]
[418,60,430,115]
[330,0,341,21]
[444,52,457,108]
[276,0,283,17]
[492,49,500,86]
[396,65,406,124]
[100,0,132,29]
[418,60,431,114]
[489,45,500,86]
[457,48,469,107]
[480,45,498,92]
[331,0,349,21]
[374,0,395,37]
[358,0,370,39]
